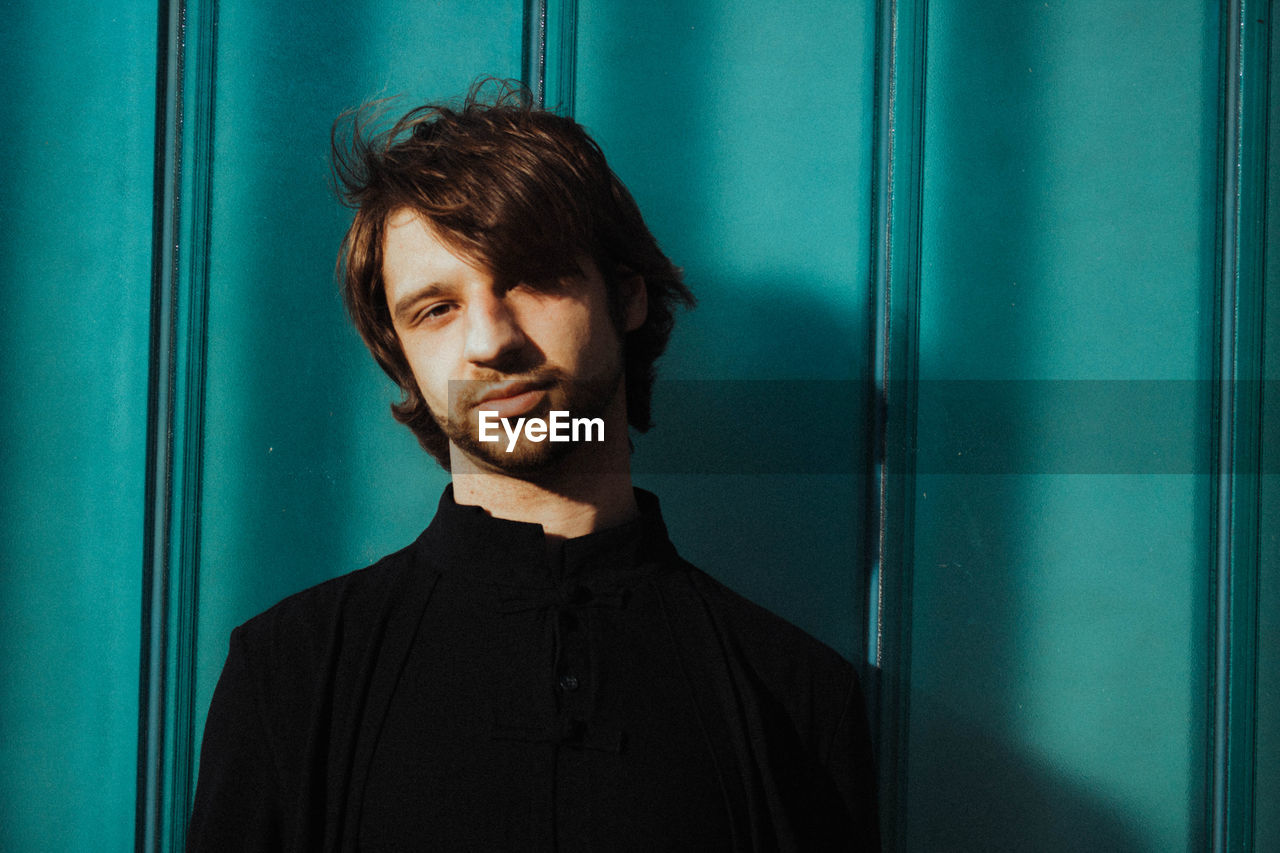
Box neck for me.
[448,392,638,539]
[451,470,638,540]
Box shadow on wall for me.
[634,278,869,663]
[907,690,1146,852]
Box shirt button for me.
[558,674,580,692]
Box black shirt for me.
[188,488,878,851]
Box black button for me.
[558,673,580,692]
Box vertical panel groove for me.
[549,0,577,116]
[138,0,182,848]
[523,0,575,116]
[167,0,217,848]
[1210,0,1268,850]
[867,0,928,849]
[522,0,548,106]
[138,0,216,847]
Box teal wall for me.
[0,2,1273,851]
[902,3,1218,849]
[0,3,155,850]
[1256,7,1280,848]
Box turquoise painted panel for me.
[193,0,524,796]
[1255,7,1279,847]
[575,0,876,658]
[0,3,155,850]
[906,2,1218,850]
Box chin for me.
[472,436,580,475]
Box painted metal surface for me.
[1209,4,1269,849]
[524,0,578,114]
[868,0,929,837]
[0,3,156,850]
[138,0,220,848]
[895,1,1226,850]
[1255,6,1279,850]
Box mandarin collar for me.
[413,485,677,586]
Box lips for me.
[472,380,552,420]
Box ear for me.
[620,271,647,333]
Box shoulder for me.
[677,562,853,677]
[213,539,436,764]
[657,560,859,719]
[230,540,423,672]
[655,558,868,774]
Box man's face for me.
[381,208,644,473]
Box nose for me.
[462,289,527,366]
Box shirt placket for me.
[491,577,627,850]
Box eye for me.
[415,302,455,325]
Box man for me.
[188,82,878,851]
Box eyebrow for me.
[391,283,446,324]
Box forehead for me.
[380,208,607,311]
[381,209,485,294]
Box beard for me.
[433,360,624,476]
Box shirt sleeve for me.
[187,626,284,852]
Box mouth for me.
[472,379,553,420]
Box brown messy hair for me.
[331,79,694,468]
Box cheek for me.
[563,325,610,367]
[578,301,622,350]
[400,345,446,403]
